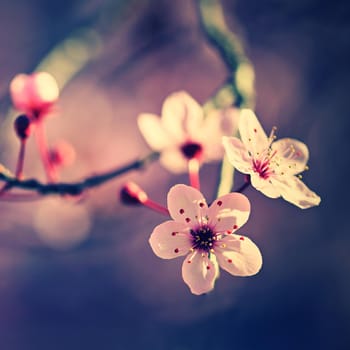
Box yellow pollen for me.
[268,126,277,143]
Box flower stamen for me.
[268,126,277,146]
[190,225,216,252]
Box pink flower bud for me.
[14,114,31,140]
[10,72,59,120]
[120,182,148,205]
[48,140,76,167]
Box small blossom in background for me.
[149,184,262,295]
[138,91,239,173]
[10,72,59,120]
[48,140,76,169]
[222,109,321,209]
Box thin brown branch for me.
[0,152,159,197]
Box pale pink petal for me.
[138,113,173,151]
[272,138,309,175]
[207,192,250,233]
[161,91,203,141]
[271,175,321,209]
[239,109,269,155]
[160,148,188,173]
[222,136,253,174]
[31,72,59,104]
[250,174,281,198]
[215,234,262,276]
[10,74,32,111]
[149,221,192,259]
[197,108,239,161]
[182,251,219,295]
[167,184,208,224]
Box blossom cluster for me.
[0,72,320,295]
[136,90,320,294]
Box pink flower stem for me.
[121,181,169,216]
[15,140,26,179]
[35,121,57,183]
[0,140,26,195]
[188,158,201,190]
[142,198,170,216]
[0,183,10,196]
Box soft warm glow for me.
[33,198,91,250]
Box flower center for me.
[253,159,271,179]
[252,148,277,179]
[190,225,216,252]
[181,141,203,160]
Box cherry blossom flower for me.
[222,109,321,209]
[138,91,239,173]
[10,72,59,120]
[149,184,262,295]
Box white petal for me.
[250,174,281,198]
[167,184,208,225]
[207,192,251,233]
[182,251,219,295]
[272,138,309,175]
[239,109,269,155]
[222,136,253,174]
[160,148,188,173]
[10,74,31,111]
[32,72,59,103]
[215,234,262,276]
[198,108,239,161]
[149,221,192,259]
[161,91,203,141]
[271,175,321,209]
[138,113,173,151]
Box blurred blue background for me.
[0,0,348,349]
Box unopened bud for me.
[10,72,59,120]
[14,114,31,140]
[120,182,148,205]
